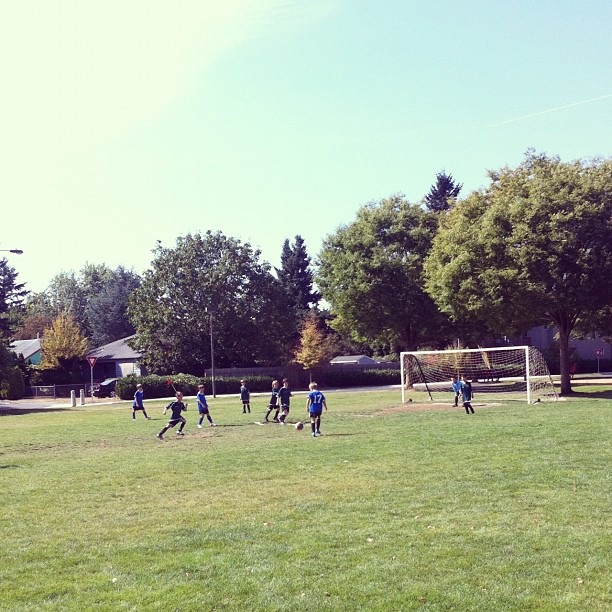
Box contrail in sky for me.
[492,93,612,127]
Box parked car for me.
[93,378,119,398]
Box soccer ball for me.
[295,421,304,431]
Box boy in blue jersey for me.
[451,376,462,407]
[264,380,281,422]
[132,383,151,420]
[240,380,251,414]
[157,391,188,440]
[197,384,216,427]
[278,378,292,424]
[461,376,475,414]
[306,381,328,437]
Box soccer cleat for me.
[146,417,152,420]
[316,430,321,435]
[157,433,164,440]
[210,423,217,427]
[177,431,185,436]
[312,432,317,437]
[197,424,202,428]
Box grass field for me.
[1,386,611,611]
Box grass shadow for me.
[0,407,70,416]
[569,389,612,400]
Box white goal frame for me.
[400,345,557,404]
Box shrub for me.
[3,366,26,400]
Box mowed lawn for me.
[1,387,610,611]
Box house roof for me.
[10,338,41,360]
[87,335,141,361]
[330,354,378,364]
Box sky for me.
[2,0,611,293]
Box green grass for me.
[1,390,610,611]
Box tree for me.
[128,231,293,374]
[0,257,27,341]
[46,271,87,330]
[424,171,462,213]
[316,195,452,352]
[40,313,89,379]
[293,312,334,378]
[276,235,320,312]
[12,313,55,340]
[424,152,612,395]
[19,265,140,344]
[85,267,141,347]
[0,258,27,393]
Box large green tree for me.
[128,231,292,374]
[424,152,612,395]
[317,195,452,352]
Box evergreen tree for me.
[85,267,141,347]
[276,235,320,312]
[0,257,27,342]
[424,171,462,213]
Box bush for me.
[115,369,400,401]
[1,366,26,400]
[315,368,399,388]
[116,374,281,400]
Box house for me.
[330,355,379,366]
[86,336,145,380]
[10,338,42,365]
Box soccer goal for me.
[400,346,557,404]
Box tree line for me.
[2,151,611,397]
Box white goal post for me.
[400,346,557,404]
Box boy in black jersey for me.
[157,391,188,440]
[264,380,281,422]
[278,378,292,424]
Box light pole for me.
[206,305,217,398]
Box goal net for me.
[400,346,557,404]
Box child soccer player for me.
[240,380,251,414]
[197,384,216,427]
[132,383,151,420]
[278,378,292,424]
[451,375,462,407]
[306,381,328,437]
[264,380,281,422]
[461,376,475,414]
[157,391,188,440]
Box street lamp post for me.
[206,305,217,398]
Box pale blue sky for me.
[2,0,611,292]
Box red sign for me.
[87,356,97,368]
[595,349,603,357]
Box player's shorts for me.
[133,405,145,411]
[268,403,278,410]
[241,399,250,405]
[198,406,209,414]
[168,417,186,427]
[309,409,322,417]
